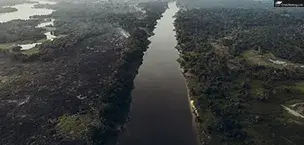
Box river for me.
[0,0,56,23]
[118,2,198,145]
[0,0,57,50]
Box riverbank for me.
[182,69,208,145]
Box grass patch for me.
[242,50,290,69]
[292,82,304,94]
[242,50,276,68]
[56,114,93,140]
[0,43,14,51]
[18,39,46,44]
[242,49,259,59]
[242,50,304,69]
[21,47,40,55]
[242,50,267,66]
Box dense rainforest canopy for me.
[175,0,304,145]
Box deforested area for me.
[0,0,168,144]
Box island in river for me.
[0,0,168,145]
[0,7,17,13]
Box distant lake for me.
[0,0,57,50]
[0,0,55,23]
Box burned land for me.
[0,0,167,145]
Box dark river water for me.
[118,2,198,145]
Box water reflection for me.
[0,0,57,50]
[118,2,198,145]
[0,3,54,23]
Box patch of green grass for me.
[292,82,304,94]
[242,50,286,69]
[242,49,258,59]
[18,39,46,44]
[21,47,40,55]
[56,114,93,140]
[242,50,272,67]
[242,50,304,70]
[36,39,48,43]
[0,43,14,51]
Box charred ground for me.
[0,1,168,145]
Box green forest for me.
[175,1,304,145]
